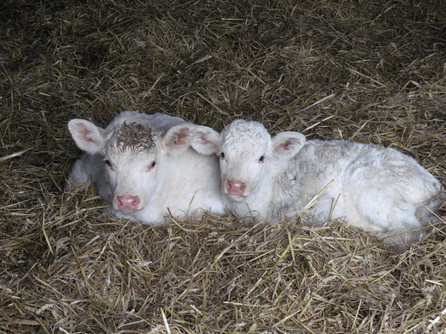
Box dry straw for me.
[1,0,446,332]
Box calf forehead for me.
[222,120,270,153]
[107,147,153,168]
[106,122,158,154]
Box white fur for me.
[67,111,225,225]
[193,119,445,244]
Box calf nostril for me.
[225,180,247,196]
[131,196,140,208]
[115,195,140,211]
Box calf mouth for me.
[223,189,249,202]
[226,194,246,202]
[116,207,141,215]
[112,203,142,215]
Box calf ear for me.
[68,119,107,154]
[191,126,220,155]
[272,132,306,158]
[162,124,194,152]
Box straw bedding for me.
[1,0,446,332]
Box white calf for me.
[67,111,225,225]
[193,119,445,244]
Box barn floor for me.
[1,0,446,333]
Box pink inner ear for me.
[175,128,190,145]
[199,133,211,145]
[76,123,94,142]
[278,138,295,151]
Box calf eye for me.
[259,155,265,163]
[148,161,156,170]
[220,152,225,159]
[103,159,115,171]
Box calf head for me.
[192,120,306,202]
[69,117,195,215]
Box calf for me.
[193,119,445,244]
[67,111,225,225]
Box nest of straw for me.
[1,0,446,332]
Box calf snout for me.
[226,180,247,197]
[115,194,140,214]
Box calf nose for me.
[115,194,140,213]
[226,180,247,196]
